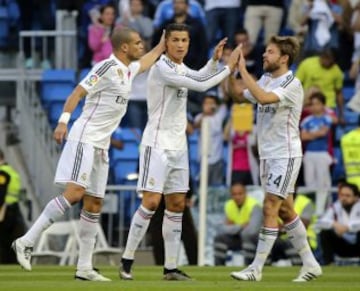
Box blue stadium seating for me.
[113,159,139,184]
[343,109,360,125]
[332,146,345,184]
[111,142,139,162]
[48,101,83,127]
[41,69,76,106]
[120,127,142,144]
[343,86,355,104]
[188,133,199,178]
[79,68,91,81]
[0,6,9,48]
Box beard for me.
[343,203,353,213]
[263,61,281,73]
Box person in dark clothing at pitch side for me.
[0,148,25,263]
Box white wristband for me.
[58,112,71,125]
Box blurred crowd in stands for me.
[2,0,360,190]
[1,0,360,266]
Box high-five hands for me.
[227,43,243,72]
[212,37,228,62]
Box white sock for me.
[21,195,71,246]
[122,205,154,260]
[76,209,100,271]
[284,216,319,267]
[251,227,278,271]
[163,210,183,270]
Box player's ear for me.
[120,43,129,53]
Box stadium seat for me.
[120,127,142,144]
[41,69,76,105]
[72,220,122,266]
[0,6,9,48]
[113,159,139,184]
[343,86,355,104]
[32,220,78,266]
[332,146,345,183]
[47,100,83,126]
[79,67,91,81]
[188,133,198,161]
[343,109,360,125]
[335,125,346,143]
[188,134,199,179]
[111,142,139,162]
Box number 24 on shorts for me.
[266,173,282,188]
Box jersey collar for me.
[110,54,130,71]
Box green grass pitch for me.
[1,265,360,291]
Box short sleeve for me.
[129,61,141,79]
[79,63,104,94]
[272,78,304,107]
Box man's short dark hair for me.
[165,23,190,39]
[339,182,360,197]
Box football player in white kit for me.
[228,36,322,282]
[12,27,165,281]
[120,23,241,281]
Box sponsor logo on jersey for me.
[177,89,187,99]
[85,74,99,87]
[115,95,128,105]
[258,105,276,114]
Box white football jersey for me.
[67,54,140,149]
[141,55,230,150]
[317,200,360,233]
[244,71,304,159]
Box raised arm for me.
[227,75,249,103]
[161,44,241,92]
[187,37,228,77]
[237,48,280,105]
[138,31,165,73]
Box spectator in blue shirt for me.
[153,0,206,28]
[300,92,333,214]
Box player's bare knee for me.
[278,204,288,219]
[166,200,185,213]
[83,195,103,213]
[63,185,85,204]
[262,195,280,218]
[279,207,296,223]
[142,199,159,211]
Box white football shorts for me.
[54,140,109,197]
[137,145,189,194]
[260,157,302,199]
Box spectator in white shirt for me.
[317,181,360,265]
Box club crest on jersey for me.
[80,173,87,181]
[175,65,185,75]
[117,69,125,84]
[85,74,99,87]
[148,177,155,187]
